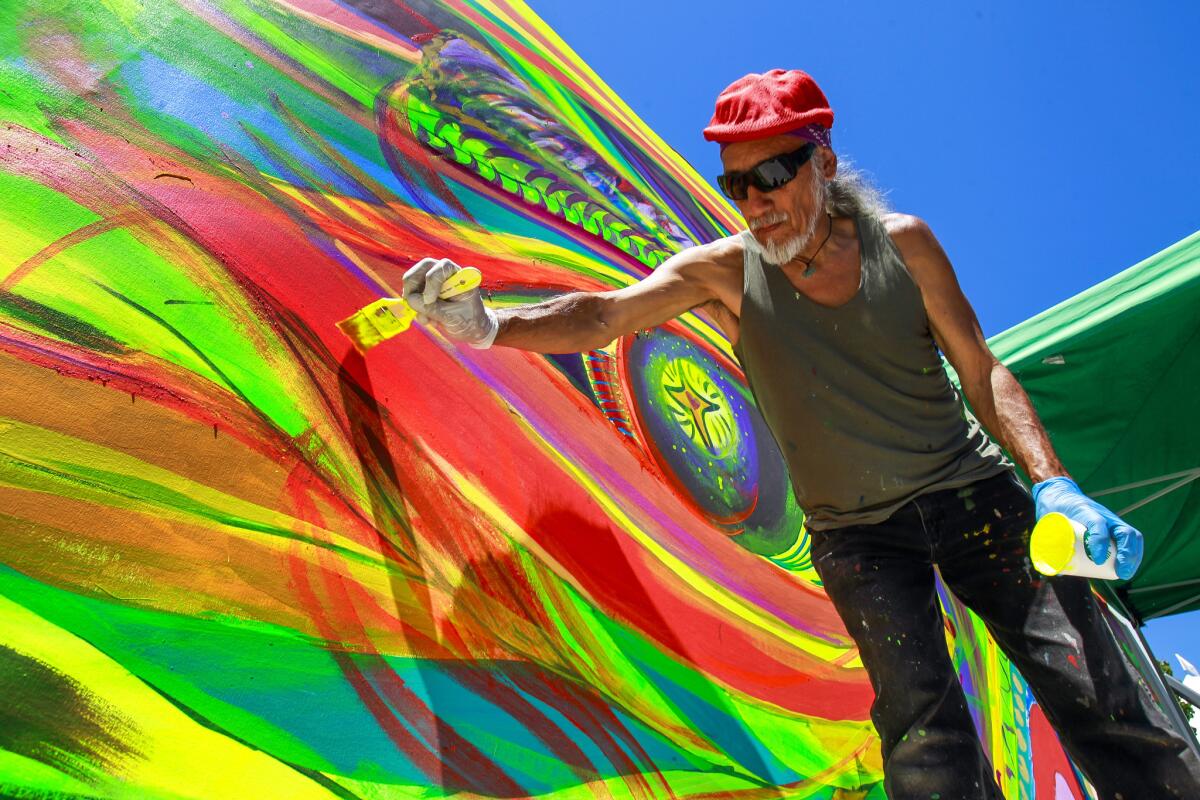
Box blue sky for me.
[526,0,1199,674]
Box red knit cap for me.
[703,69,834,143]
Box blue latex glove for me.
[1031,476,1144,580]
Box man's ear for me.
[819,146,838,179]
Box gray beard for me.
[746,171,827,266]
[750,212,821,266]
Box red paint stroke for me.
[507,668,669,800]
[287,549,450,784]
[1030,703,1085,798]
[290,457,558,795]
[287,471,527,795]
[443,662,612,792]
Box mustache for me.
[748,211,789,230]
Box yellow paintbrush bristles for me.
[336,267,482,354]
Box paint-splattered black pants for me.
[809,471,1200,800]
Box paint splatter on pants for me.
[809,471,1200,800]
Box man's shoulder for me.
[669,234,745,276]
[880,211,931,240]
[879,212,940,264]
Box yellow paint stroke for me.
[0,594,335,799]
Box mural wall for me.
[1,1,1091,797]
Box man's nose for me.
[741,185,776,216]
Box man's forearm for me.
[492,292,612,353]
[971,362,1068,484]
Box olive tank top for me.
[731,213,1010,530]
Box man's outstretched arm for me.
[403,246,723,354]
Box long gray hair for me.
[820,152,890,219]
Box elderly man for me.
[403,69,1200,798]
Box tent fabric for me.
[983,231,1200,621]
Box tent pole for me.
[1164,674,1200,710]
[1127,576,1200,595]
[1143,591,1200,621]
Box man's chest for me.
[778,252,862,309]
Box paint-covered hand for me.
[1032,476,1144,580]
[403,258,499,349]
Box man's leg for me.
[810,507,1003,800]
[933,472,1200,799]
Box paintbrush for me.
[337,267,483,354]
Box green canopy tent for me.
[985,230,1200,624]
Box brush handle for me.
[438,267,482,300]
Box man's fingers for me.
[403,257,439,299]
[1080,512,1112,565]
[423,259,459,306]
[407,295,428,316]
[401,257,480,335]
[1112,524,1144,580]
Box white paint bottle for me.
[1030,512,1119,580]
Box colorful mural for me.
[1,1,1094,797]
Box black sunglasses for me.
[717,143,816,201]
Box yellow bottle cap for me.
[1030,512,1078,576]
